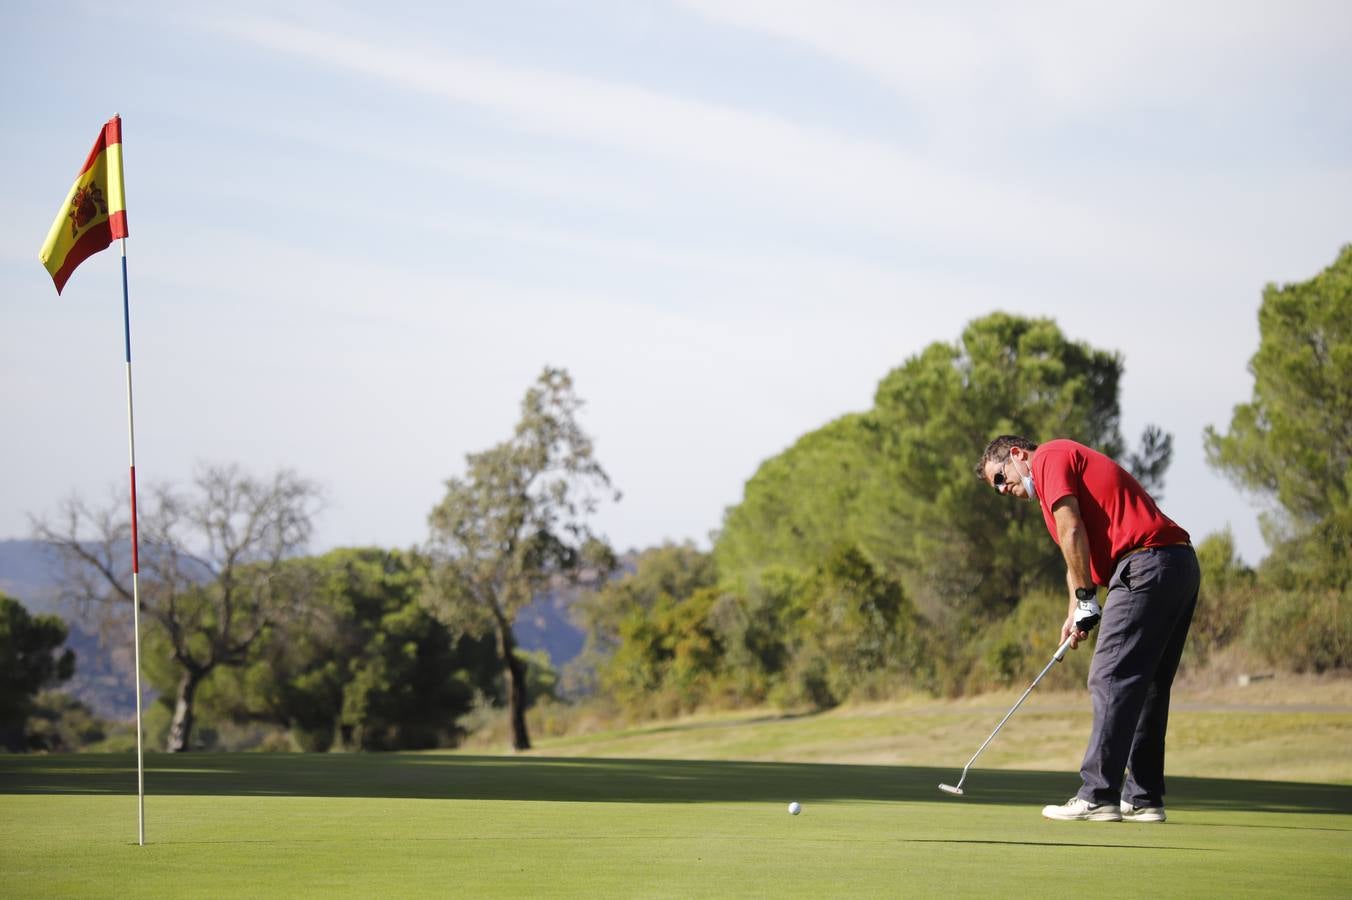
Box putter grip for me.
[1054,635,1074,661]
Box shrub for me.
[1246,588,1350,673]
[1184,530,1257,671]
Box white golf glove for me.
[1073,597,1102,633]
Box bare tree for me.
[426,367,617,751]
[33,464,322,751]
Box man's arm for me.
[1052,495,1096,649]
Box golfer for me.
[976,435,1200,822]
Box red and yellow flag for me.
[39,116,129,294]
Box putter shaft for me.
[940,634,1074,795]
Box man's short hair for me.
[975,435,1038,480]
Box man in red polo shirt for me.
[976,435,1200,822]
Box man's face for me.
[985,449,1030,499]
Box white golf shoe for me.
[1120,802,1167,823]
[1041,797,1122,821]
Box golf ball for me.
[788,802,801,815]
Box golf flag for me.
[39,115,129,294]
[37,115,147,846]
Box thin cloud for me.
[676,0,1352,116]
[199,13,1129,264]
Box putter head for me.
[938,783,964,796]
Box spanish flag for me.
[39,116,129,294]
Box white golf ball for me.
[788,801,801,815]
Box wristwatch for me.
[1074,586,1096,602]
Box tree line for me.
[583,246,1349,712]
[3,247,1348,753]
[4,368,607,753]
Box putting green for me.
[2,754,1349,897]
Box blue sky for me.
[3,1,1350,566]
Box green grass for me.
[3,749,1350,898]
[511,692,1352,784]
[4,680,1350,897]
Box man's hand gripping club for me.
[1063,592,1101,649]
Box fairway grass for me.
[4,680,1350,897]
[3,752,1350,898]
[511,680,1352,785]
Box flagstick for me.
[120,235,146,847]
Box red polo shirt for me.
[1031,439,1190,586]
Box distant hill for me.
[514,582,588,669]
[0,539,67,615]
[0,539,605,718]
[513,553,640,672]
[0,539,144,718]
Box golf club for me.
[939,598,1101,796]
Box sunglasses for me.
[991,459,1015,494]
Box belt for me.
[1116,541,1190,567]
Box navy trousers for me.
[1077,544,1201,808]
